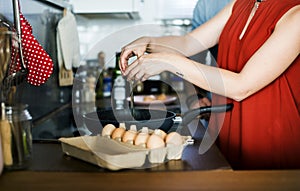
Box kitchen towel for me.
[57,9,80,70]
[11,13,54,86]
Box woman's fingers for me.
[124,57,149,82]
[124,59,140,81]
[120,47,146,74]
[120,48,133,73]
[125,53,168,81]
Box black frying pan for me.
[83,103,233,134]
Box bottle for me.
[112,52,127,109]
[95,52,112,98]
[86,76,96,102]
[102,69,112,97]
[96,51,105,100]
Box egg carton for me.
[59,135,193,171]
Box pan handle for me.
[181,103,234,126]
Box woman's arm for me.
[120,1,235,73]
[170,5,300,101]
[124,5,300,102]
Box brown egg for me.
[111,127,126,141]
[153,129,167,140]
[165,132,183,145]
[122,130,137,144]
[146,134,165,149]
[101,124,116,137]
[134,129,150,147]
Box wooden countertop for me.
[1,170,300,191]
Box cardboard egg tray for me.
[59,135,193,171]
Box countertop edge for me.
[1,170,300,191]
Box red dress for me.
[215,0,300,169]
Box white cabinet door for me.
[70,0,140,13]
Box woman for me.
[119,0,300,169]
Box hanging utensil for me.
[0,28,10,88]
[0,26,16,103]
[5,0,28,86]
[57,8,75,87]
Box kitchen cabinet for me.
[69,0,140,14]
[23,0,72,14]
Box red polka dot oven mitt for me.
[11,13,53,86]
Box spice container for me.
[2,104,32,170]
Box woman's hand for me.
[123,53,175,81]
[120,37,150,74]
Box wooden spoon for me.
[0,102,13,166]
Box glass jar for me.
[2,104,32,170]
